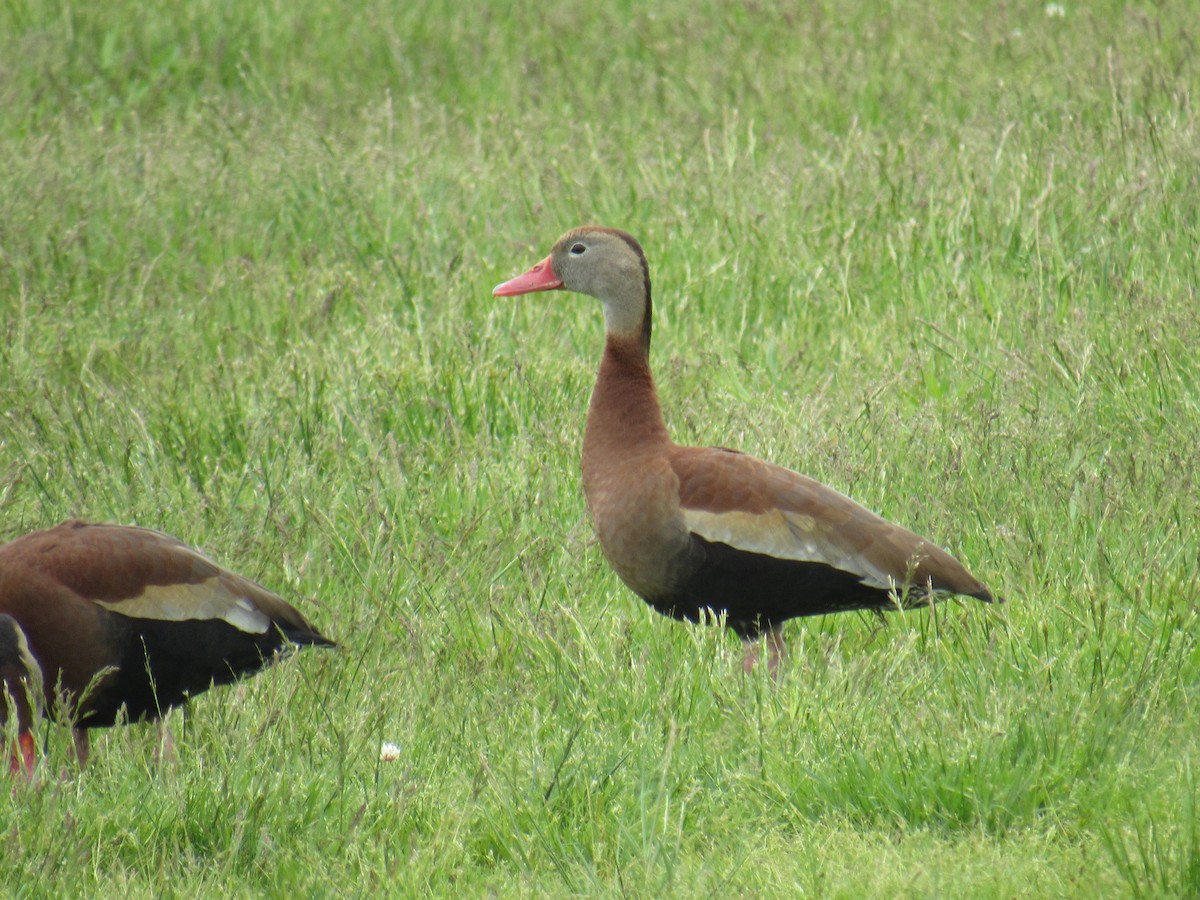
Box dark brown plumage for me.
[0,520,334,770]
[494,226,1000,671]
[0,614,40,775]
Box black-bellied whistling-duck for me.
[494,226,1000,672]
[0,520,334,772]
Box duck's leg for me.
[155,721,177,765]
[8,732,37,778]
[765,626,787,676]
[742,625,787,676]
[71,727,90,767]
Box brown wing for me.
[668,446,996,601]
[1,520,334,727]
[0,520,330,642]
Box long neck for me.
[583,334,670,461]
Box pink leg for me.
[8,732,37,778]
[742,626,787,677]
[71,728,90,768]
[742,638,761,674]
[764,626,787,677]
[155,722,177,765]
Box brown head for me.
[494,227,653,350]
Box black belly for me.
[646,535,911,639]
[75,615,299,728]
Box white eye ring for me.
[569,243,586,255]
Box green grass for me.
[2,0,1199,894]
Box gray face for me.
[550,230,650,340]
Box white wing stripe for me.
[681,507,896,590]
[94,580,272,634]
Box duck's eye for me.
[569,243,587,255]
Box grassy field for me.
[2,0,1199,894]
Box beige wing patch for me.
[95,579,272,634]
[681,506,901,591]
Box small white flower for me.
[1044,3,1066,17]
[379,741,402,762]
